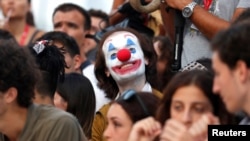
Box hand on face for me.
[128,116,162,141]
[160,113,219,141]
[189,113,219,140]
[160,118,194,141]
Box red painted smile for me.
[111,59,141,75]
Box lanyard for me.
[19,24,29,46]
[203,0,212,10]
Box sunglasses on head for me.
[118,89,150,117]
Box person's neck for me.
[34,94,54,106]
[80,42,87,62]
[244,84,250,117]
[81,54,87,64]
[117,74,147,94]
[0,105,28,141]
[7,18,27,36]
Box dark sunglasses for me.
[118,89,150,116]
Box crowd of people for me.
[0,0,250,141]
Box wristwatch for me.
[182,2,197,18]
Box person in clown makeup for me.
[91,27,163,141]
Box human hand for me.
[128,116,162,141]
[160,113,220,141]
[189,113,220,141]
[160,118,194,141]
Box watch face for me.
[182,7,192,18]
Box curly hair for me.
[29,40,66,98]
[0,41,40,108]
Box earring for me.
[105,72,110,77]
[145,59,149,65]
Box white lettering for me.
[212,129,218,136]
[211,129,247,136]
[241,131,247,136]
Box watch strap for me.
[187,2,197,11]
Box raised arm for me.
[161,0,248,39]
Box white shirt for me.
[82,64,111,112]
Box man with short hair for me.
[52,4,111,112]
[37,31,82,74]
[52,3,92,70]
[0,41,87,141]
[85,9,110,63]
[212,23,250,124]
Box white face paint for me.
[102,31,146,82]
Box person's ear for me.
[235,60,249,83]
[74,54,82,71]
[4,87,18,104]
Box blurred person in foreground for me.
[212,23,250,125]
[0,40,87,141]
